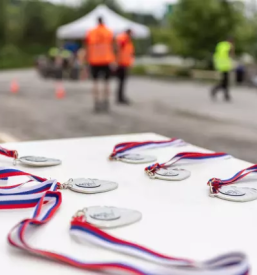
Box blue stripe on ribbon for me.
[0,198,40,205]
[0,184,53,196]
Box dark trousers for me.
[116,66,128,102]
[212,72,230,100]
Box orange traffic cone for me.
[55,82,65,99]
[10,79,19,94]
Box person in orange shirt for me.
[85,17,115,112]
[116,29,134,105]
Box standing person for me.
[116,29,134,105]
[85,17,115,112]
[211,38,234,101]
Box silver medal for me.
[151,168,191,181]
[19,156,61,167]
[84,206,142,228]
[119,153,157,164]
[64,178,118,194]
[211,186,257,202]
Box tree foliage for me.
[3,0,123,50]
[0,0,124,68]
[0,0,7,45]
[170,0,248,59]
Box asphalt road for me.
[0,69,256,162]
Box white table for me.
[0,133,255,274]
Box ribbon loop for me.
[0,146,17,159]
[110,138,186,159]
[146,152,231,175]
[208,165,257,194]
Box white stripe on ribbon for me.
[115,139,186,158]
[70,227,248,275]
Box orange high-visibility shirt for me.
[86,25,115,65]
[116,33,134,67]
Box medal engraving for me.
[85,206,142,229]
[19,156,61,167]
[89,208,121,221]
[154,168,191,181]
[74,178,101,189]
[23,156,48,162]
[70,179,118,194]
[219,186,245,196]
[119,153,157,164]
[156,169,179,177]
[121,154,145,160]
[214,186,257,202]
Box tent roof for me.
[57,5,150,39]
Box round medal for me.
[19,156,62,167]
[152,168,191,181]
[212,186,257,202]
[84,206,142,229]
[119,153,157,164]
[67,178,118,194]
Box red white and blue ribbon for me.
[145,152,231,175]
[7,197,250,275]
[2,166,249,275]
[208,164,257,194]
[0,167,59,209]
[0,145,18,159]
[109,138,186,160]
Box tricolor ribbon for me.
[109,138,186,160]
[0,145,18,159]
[7,196,250,275]
[208,164,257,194]
[145,152,231,176]
[1,165,250,274]
[0,167,60,209]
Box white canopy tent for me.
[57,5,150,40]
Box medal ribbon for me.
[1,166,250,274]
[208,164,257,194]
[7,195,249,275]
[109,138,186,159]
[0,167,60,209]
[145,152,231,175]
[0,145,18,159]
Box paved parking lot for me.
[0,69,257,162]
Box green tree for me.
[170,0,246,59]
[0,0,7,45]
[126,12,160,26]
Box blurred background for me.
[0,0,257,162]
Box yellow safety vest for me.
[213,41,233,72]
[49,47,59,58]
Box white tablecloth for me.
[0,133,255,274]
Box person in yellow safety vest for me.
[211,38,234,101]
[116,29,134,105]
[48,47,59,62]
[48,47,72,65]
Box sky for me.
[50,0,247,17]
[119,0,177,14]
[50,0,177,16]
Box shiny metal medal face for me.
[154,168,191,181]
[69,178,118,194]
[84,206,142,229]
[19,156,62,167]
[213,186,257,202]
[119,153,157,164]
